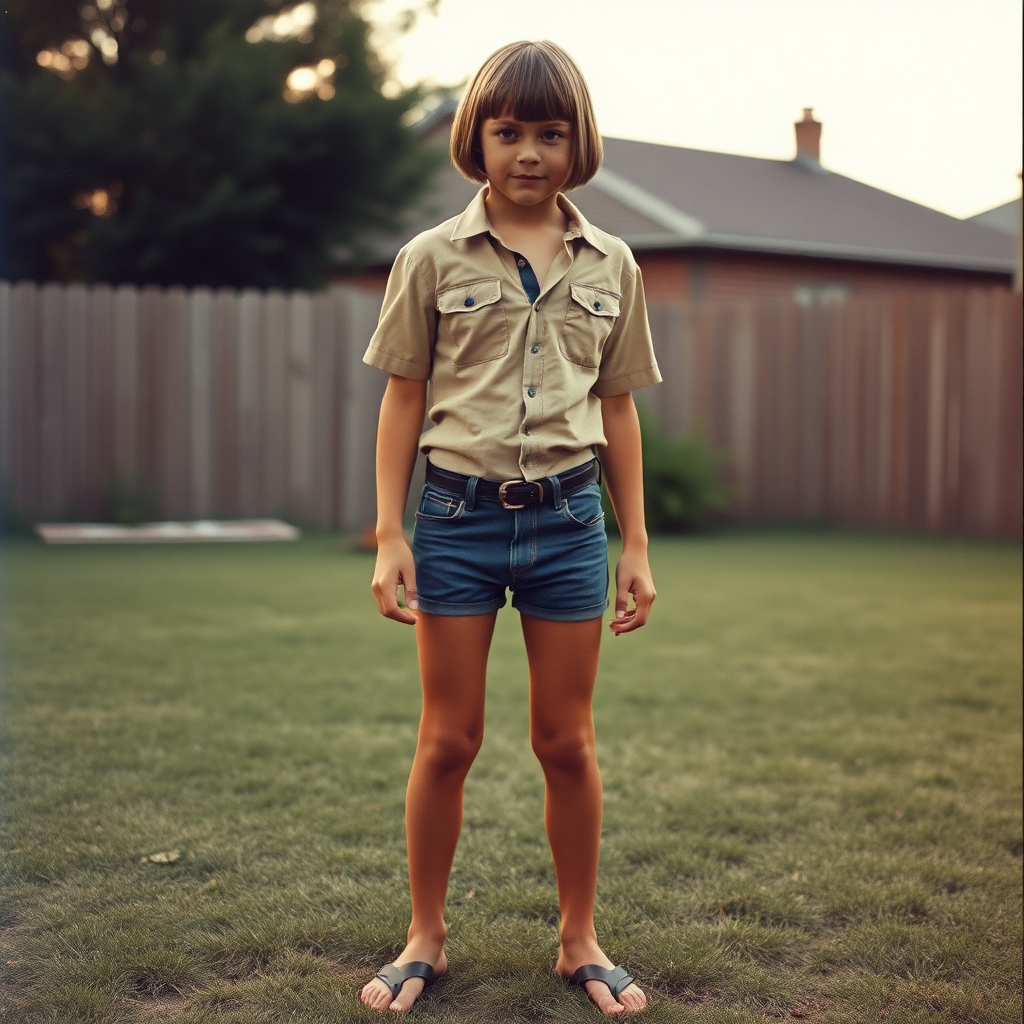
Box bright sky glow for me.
[368,0,1022,219]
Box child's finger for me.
[372,568,417,625]
[614,581,632,620]
[384,584,417,624]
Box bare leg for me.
[521,613,647,1016]
[360,611,496,1014]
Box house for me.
[343,105,1017,302]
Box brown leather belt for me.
[425,458,600,509]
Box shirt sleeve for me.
[593,265,663,397]
[362,245,437,380]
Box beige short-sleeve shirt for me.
[363,187,662,482]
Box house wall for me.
[635,249,1011,303]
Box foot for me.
[359,935,448,1014]
[557,938,647,1015]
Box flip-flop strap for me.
[571,964,635,1000]
[375,961,436,1000]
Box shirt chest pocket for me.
[436,279,509,366]
[559,284,621,369]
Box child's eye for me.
[541,130,563,141]
[497,128,518,140]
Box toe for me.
[586,981,625,1015]
[619,984,647,1011]
[372,982,394,1011]
[388,979,425,1014]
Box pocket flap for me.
[570,284,620,318]
[437,279,502,315]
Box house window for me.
[794,282,852,306]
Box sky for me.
[366,0,1022,220]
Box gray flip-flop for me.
[570,963,636,1003]
[374,961,436,1002]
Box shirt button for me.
[534,302,541,311]
[531,345,539,354]
[523,426,530,435]
[593,300,601,310]
[527,387,536,398]
[464,297,475,307]
[517,259,526,268]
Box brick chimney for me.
[794,108,822,164]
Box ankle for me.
[558,927,599,951]
[407,922,447,947]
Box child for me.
[359,40,660,1016]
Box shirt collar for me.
[450,187,610,256]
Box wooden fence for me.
[639,290,1021,538]
[0,281,1020,538]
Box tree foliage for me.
[0,1,443,287]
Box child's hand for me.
[609,547,656,635]
[371,535,419,625]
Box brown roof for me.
[360,124,1015,274]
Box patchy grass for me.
[0,530,1020,1023]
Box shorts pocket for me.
[560,482,606,528]
[437,279,509,366]
[558,283,620,368]
[415,486,466,522]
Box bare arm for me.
[371,374,428,624]
[600,392,656,634]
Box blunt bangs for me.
[450,41,603,191]
[478,46,575,125]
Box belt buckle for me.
[498,480,543,509]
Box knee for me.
[418,727,482,778]
[530,727,594,776]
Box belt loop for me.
[595,457,603,487]
[547,473,562,510]
[465,475,479,512]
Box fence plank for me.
[88,285,115,518]
[65,285,90,517]
[236,289,262,517]
[113,285,140,490]
[262,290,288,515]
[158,288,190,518]
[188,289,213,517]
[211,290,239,518]
[137,286,162,517]
[0,284,10,506]
[39,283,67,517]
[310,290,338,529]
[288,292,314,522]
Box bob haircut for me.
[450,41,602,192]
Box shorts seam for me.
[511,596,609,622]
[415,596,506,616]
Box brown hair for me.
[449,41,602,191]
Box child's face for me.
[478,111,574,207]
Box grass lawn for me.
[0,529,1020,1023]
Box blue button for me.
[464,297,474,307]
[527,387,536,398]
[531,346,539,354]
[593,300,601,310]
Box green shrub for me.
[603,406,731,533]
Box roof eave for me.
[620,231,1015,274]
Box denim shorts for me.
[412,470,609,622]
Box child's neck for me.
[484,186,569,289]
[484,186,567,237]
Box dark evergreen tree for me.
[0,1,443,287]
